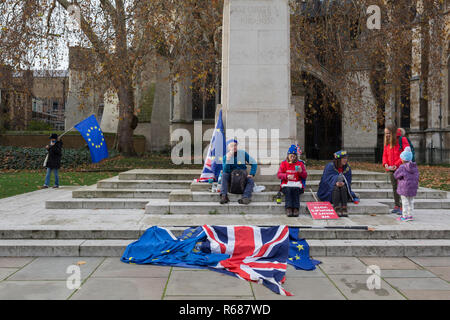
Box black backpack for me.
[229,169,248,194]
[399,136,416,162]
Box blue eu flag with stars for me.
[74,115,108,163]
[287,227,322,270]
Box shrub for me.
[27,120,54,131]
[0,146,118,170]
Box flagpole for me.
[58,113,96,139]
[173,225,375,231]
[58,126,75,139]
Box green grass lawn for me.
[0,171,117,199]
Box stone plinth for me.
[221,0,296,168]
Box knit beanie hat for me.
[287,145,298,155]
[400,147,413,162]
[226,139,238,147]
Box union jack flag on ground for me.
[199,110,226,182]
[202,225,293,296]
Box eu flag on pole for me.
[74,115,108,163]
[199,109,226,182]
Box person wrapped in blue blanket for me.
[316,150,359,217]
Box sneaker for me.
[52,185,59,189]
[391,206,402,215]
[396,216,411,222]
[340,207,348,217]
[286,208,293,217]
[405,216,413,221]
[238,197,251,205]
[292,208,300,217]
[42,185,49,189]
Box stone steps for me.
[71,185,447,202]
[191,180,393,192]
[144,199,390,215]
[97,176,192,189]
[45,198,150,209]
[1,238,449,257]
[117,169,389,182]
[0,225,450,241]
[73,186,173,199]
[378,199,450,209]
[118,169,201,181]
[168,189,447,202]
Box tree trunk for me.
[116,81,137,156]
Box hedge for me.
[0,146,119,170]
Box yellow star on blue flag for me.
[74,115,109,163]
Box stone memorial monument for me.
[220,0,297,174]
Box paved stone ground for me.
[0,256,449,300]
[1,187,450,300]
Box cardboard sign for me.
[307,202,339,220]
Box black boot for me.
[220,195,229,204]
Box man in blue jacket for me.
[220,139,258,205]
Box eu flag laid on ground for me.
[199,109,226,182]
[74,115,108,163]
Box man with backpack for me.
[219,139,258,205]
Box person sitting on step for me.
[277,145,307,217]
[317,150,359,217]
[219,139,257,205]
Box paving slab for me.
[427,267,450,282]
[328,275,405,300]
[165,270,253,297]
[379,270,437,278]
[385,277,450,291]
[285,264,326,278]
[400,290,450,300]
[317,257,368,275]
[91,258,171,278]
[8,257,104,281]
[79,240,134,256]
[0,281,75,300]
[0,257,34,268]
[408,257,450,267]
[358,257,422,270]
[252,277,345,300]
[0,239,84,257]
[70,277,167,300]
[0,268,17,280]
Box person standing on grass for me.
[43,133,63,189]
[382,125,410,215]
[394,147,419,222]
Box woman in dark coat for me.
[43,133,63,188]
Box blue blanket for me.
[317,162,358,203]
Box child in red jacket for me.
[277,145,307,217]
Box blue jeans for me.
[282,187,301,209]
[220,172,254,199]
[44,168,59,187]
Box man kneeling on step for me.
[220,139,257,205]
